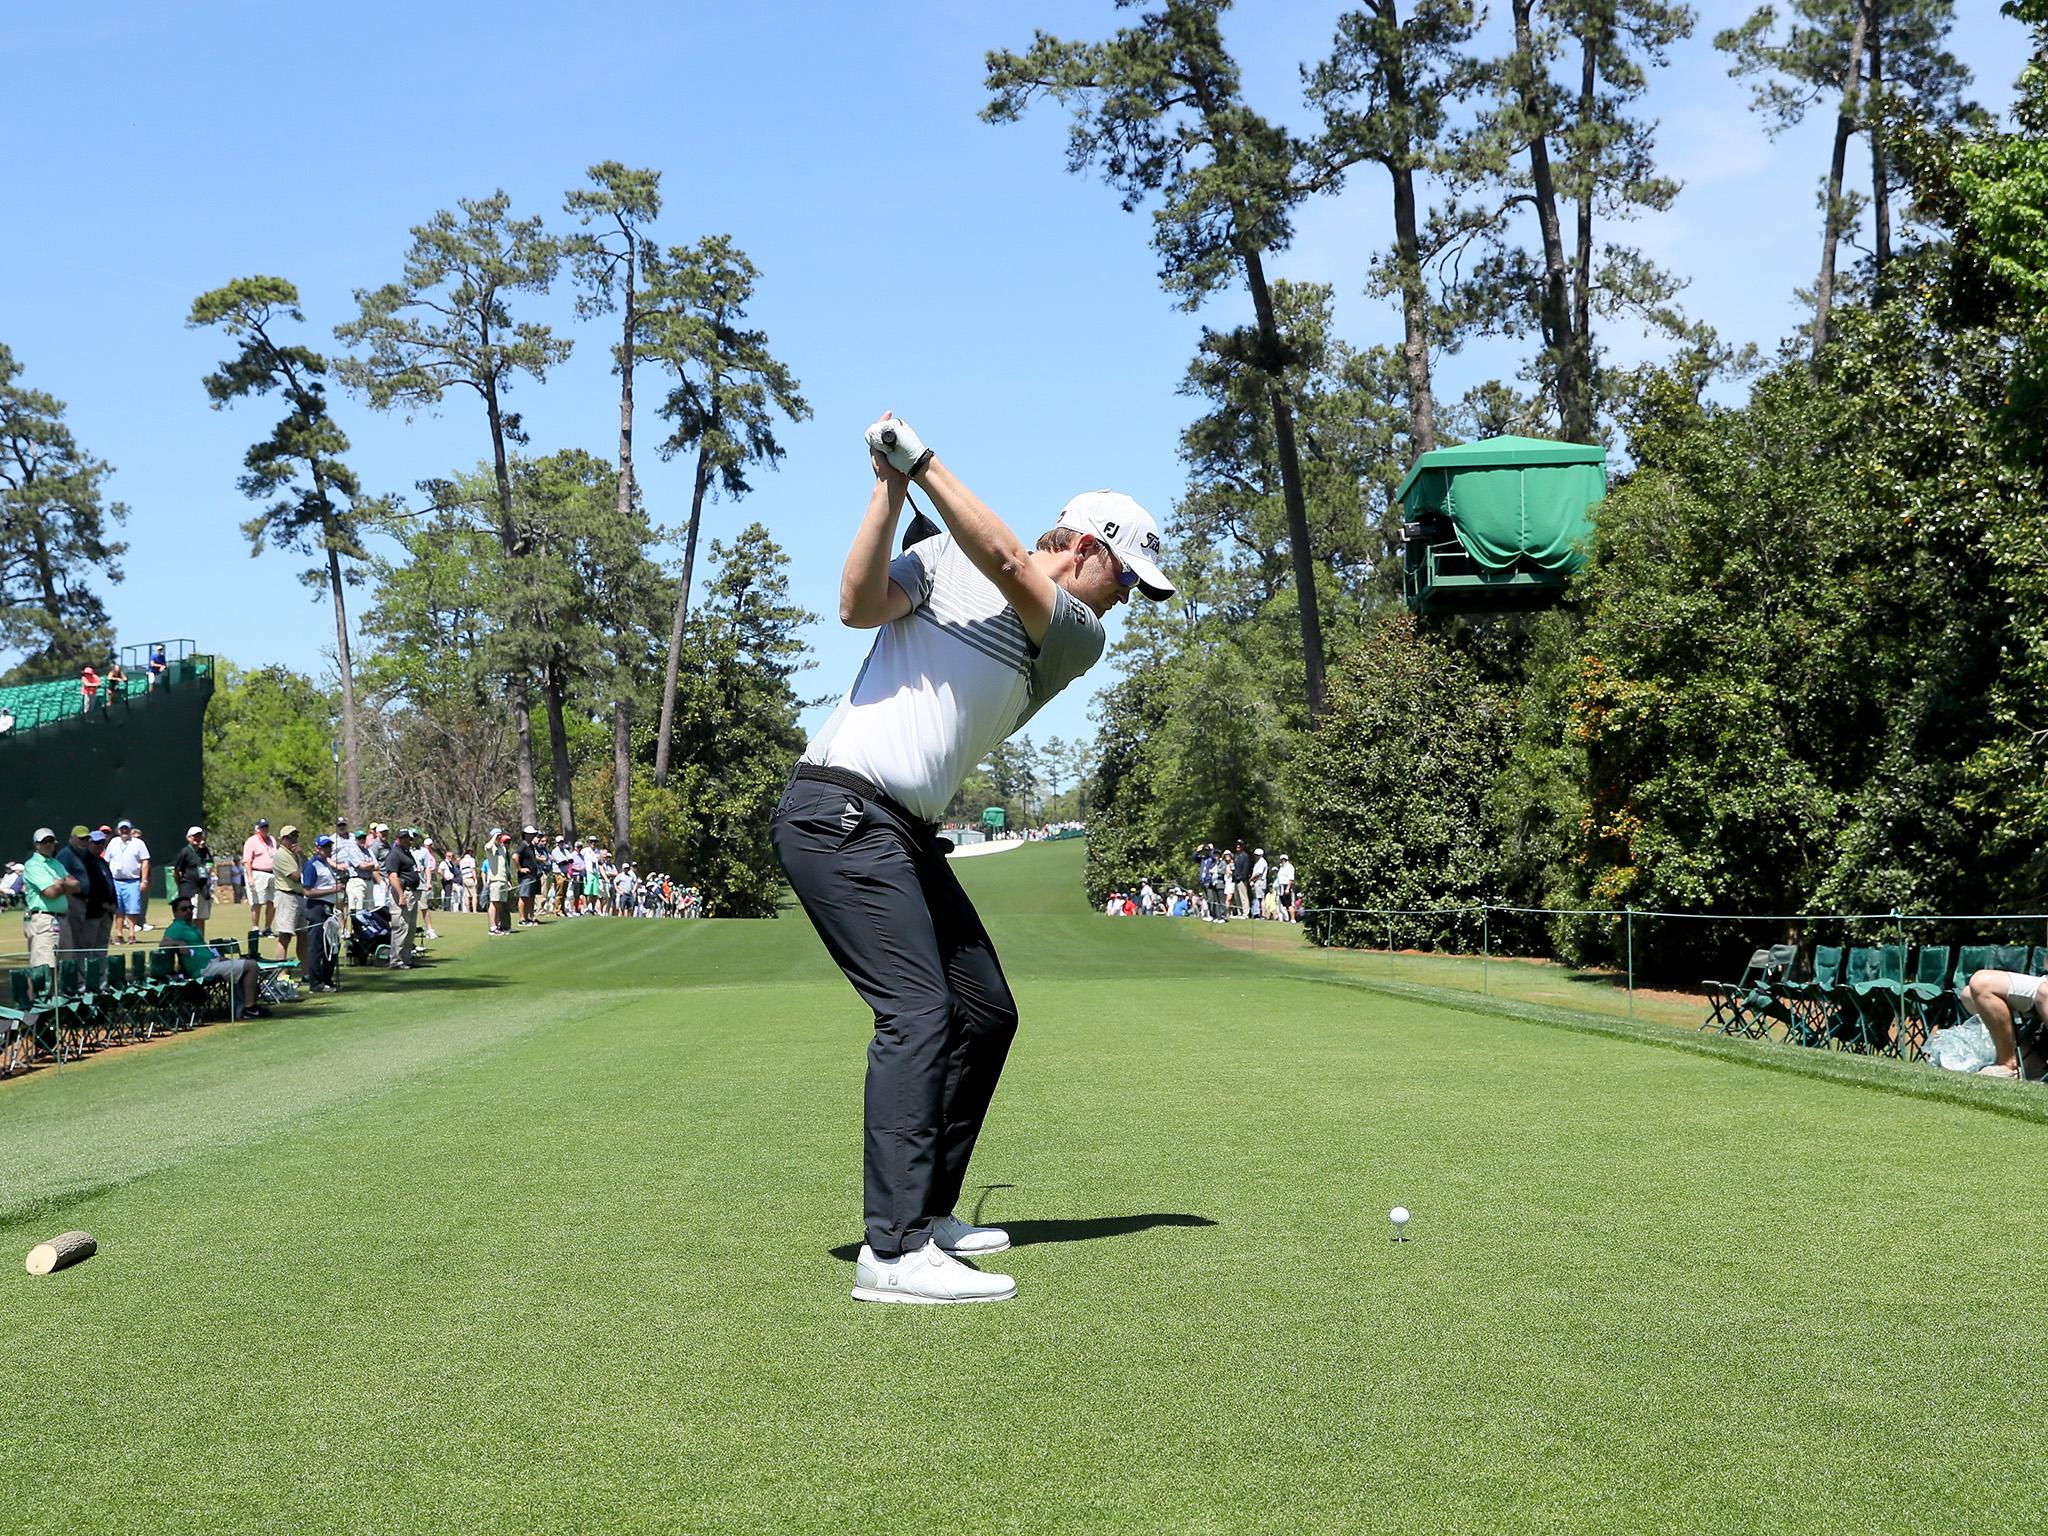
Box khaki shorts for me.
[247,870,275,906]
[272,891,302,934]
[23,911,60,970]
[188,890,213,922]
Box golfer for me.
[773,413,1172,1304]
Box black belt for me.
[793,763,940,841]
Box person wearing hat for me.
[363,826,390,913]
[772,412,1172,1305]
[107,820,151,945]
[1273,853,1297,923]
[174,827,216,937]
[336,827,374,914]
[271,826,305,965]
[515,826,543,927]
[299,834,343,992]
[241,819,277,938]
[21,828,78,971]
[484,830,515,935]
[1250,847,1268,919]
[381,828,422,968]
[416,837,441,941]
[60,826,116,960]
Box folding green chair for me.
[0,970,28,1076]
[1701,945,1796,1036]
[1819,947,1884,1053]
[1901,945,1952,1058]
[246,926,298,1004]
[1776,945,1843,1047]
[18,964,59,1061]
[1846,943,1909,1056]
[53,958,101,1060]
[150,948,202,1031]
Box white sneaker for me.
[851,1241,1015,1304]
[931,1212,1011,1256]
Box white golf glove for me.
[865,415,932,477]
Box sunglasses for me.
[1094,539,1139,589]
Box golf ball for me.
[1390,1206,1410,1227]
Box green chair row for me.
[1703,943,2048,1059]
[0,950,221,1073]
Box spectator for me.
[517,827,543,926]
[271,825,304,965]
[174,826,215,937]
[146,643,168,689]
[460,849,479,914]
[1964,968,2048,1079]
[1139,878,1156,915]
[336,826,374,912]
[1231,841,1252,920]
[484,831,515,935]
[105,658,127,698]
[130,821,157,932]
[160,894,267,1019]
[60,825,115,960]
[0,705,14,735]
[242,818,277,936]
[1250,848,1268,919]
[1274,854,1296,923]
[299,834,342,993]
[363,825,390,912]
[79,663,100,714]
[383,827,424,969]
[21,828,76,971]
[415,837,440,941]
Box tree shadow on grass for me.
[828,1212,1216,1262]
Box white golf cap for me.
[1055,491,1173,600]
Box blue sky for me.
[1,0,2028,756]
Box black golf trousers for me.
[771,773,1019,1258]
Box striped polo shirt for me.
[803,534,1105,821]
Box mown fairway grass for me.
[5,840,2046,1534]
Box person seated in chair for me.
[159,895,267,1018]
[1963,965,2046,1080]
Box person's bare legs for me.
[1965,973,2020,1075]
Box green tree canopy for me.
[0,344,128,681]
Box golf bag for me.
[347,907,392,967]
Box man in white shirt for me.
[106,820,151,945]
[1274,855,1297,921]
[772,412,1172,1306]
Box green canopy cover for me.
[1395,434,1606,572]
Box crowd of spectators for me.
[1104,840,1300,923]
[5,812,712,1027]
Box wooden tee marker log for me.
[25,1231,96,1276]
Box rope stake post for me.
[1626,907,1635,1018]
[1482,906,1490,997]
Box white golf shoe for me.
[930,1212,1011,1256]
[851,1240,1016,1304]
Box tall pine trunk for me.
[483,366,541,829]
[612,700,633,862]
[1512,0,1586,441]
[325,541,362,824]
[653,431,717,787]
[1384,0,1437,453]
[544,661,575,836]
[1571,26,1599,438]
[611,233,638,858]
[1243,249,1327,715]
[1813,0,1870,361]
[1867,0,1891,300]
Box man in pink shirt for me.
[242,819,277,937]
